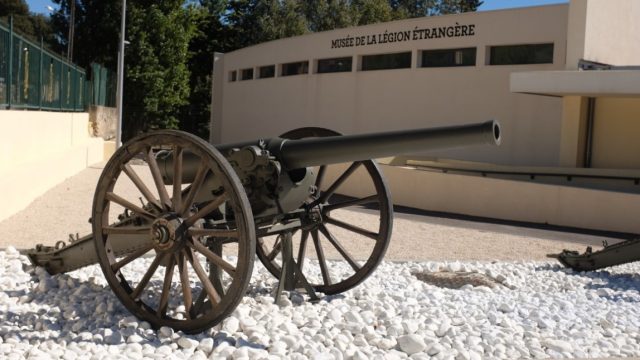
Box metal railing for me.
[1,16,89,111]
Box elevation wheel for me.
[92,130,255,334]
[256,127,393,295]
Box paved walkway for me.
[0,163,622,263]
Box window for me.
[361,52,412,71]
[282,61,309,76]
[489,43,554,65]
[229,70,237,82]
[258,65,275,79]
[317,57,352,73]
[241,68,254,80]
[421,48,476,68]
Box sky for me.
[26,0,570,15]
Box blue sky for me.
[27,0,569,15]
[478,0,568,11]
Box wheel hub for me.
[301,200,324,230]
[150,215,184,251]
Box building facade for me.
[211,0,640,233]
[212,3,571,167]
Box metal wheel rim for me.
[93,130,255,334]
[255,127,393,294]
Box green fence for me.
[0,17,91,111]
[91,63,116,108]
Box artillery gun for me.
[27,120,501,334]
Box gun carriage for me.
[27,120,501,333]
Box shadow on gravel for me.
[532,264,640,302]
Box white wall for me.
[0,111,104,222]
[567,0,640,67]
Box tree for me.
[50,0,122,70]
[123,0,197,138]
[178,0,227,138]
[390,0,438,18]
[437,0,483,14]
[350,0,394,26]
[301,0,353,32]
[49,0,196,139]
[0,0,55,46]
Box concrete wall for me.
[592,98,640,169]
[325,163,640,234]
[88,105,117,140]
[0,110,104,222]
[566,0,640,67]
[213,5,568,167]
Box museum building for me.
[210,0,640,234]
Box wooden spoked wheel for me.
[93,130,255,334]
[256,128,393,295]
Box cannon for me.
[27,120,501,333]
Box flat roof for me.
[511,70,640,97]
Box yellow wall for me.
[0,111,104,222]
[592,98,640,169]
[558,96,587,167]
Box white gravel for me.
[2,246,640,359]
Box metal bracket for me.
[274,232,319,304]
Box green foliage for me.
[437,0,484,14]
[123,1,196,139]
[0,0,55,46]
[350,0,394,26]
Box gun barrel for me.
[272,120,500,169]
[158,120,500,182]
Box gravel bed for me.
[2,247,640,359]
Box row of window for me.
[229,43,554,82]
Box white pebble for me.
[542,339,573,353]
[177,337,198,349]
[222,317,240,333]
[197,338,214,354]
[397,334,426,354]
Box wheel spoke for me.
[315,165,326,188]
[184,193,227,227]
[323,194,379,212]
[318,162,362,204]
[312,230,331,286]
[267,239,282,261]
[325,216,379,240]
[122,164,162,210]
[180,161,209,216]
[172,146,183,213]
[319,225,361,272]
[177,251,193,319]
[131,252,166,300]
[157,254,176,316]
[185,248,221,307]
[111,244,154,272]
[103,226,151,235]
[188,240,236,276]
[105,192,156,221]
[145,147,172,209]
[187,228,238,238]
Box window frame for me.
[488,43,554,66]
[281,61,309,77]
[420,47,477,68]
[360,51,412,71]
